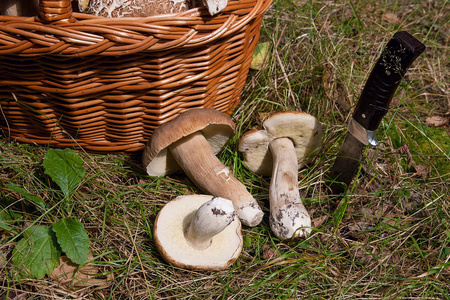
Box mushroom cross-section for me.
[238,111,322,239]
[153,195,243,271]
[142,108,264,227]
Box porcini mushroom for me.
[238,111,322,239]
[153,195,242,271]
[84,0,189,18]
[142,108,264,227]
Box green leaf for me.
[6,183,46,210]
[0,210,21,234]
[12,225,61,279]
[333,196,349,227]
[250,42,270,70]
[0,218,16,234]
[243,235,252,248]
[428,261,450,275]
[43,149,85,199]
[53,217,90,265]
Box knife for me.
[327,31,426,194]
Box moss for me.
[384,120,450,177]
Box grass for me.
[1,0,449,298]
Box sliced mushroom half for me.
[154,195,242,271]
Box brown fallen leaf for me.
[412,164,428,178]
[426,116,449,127]
[262,246,279,260]
[312,215,329,228]
[396,143,414,168]
[382,12,401,25]
[322,63,351,113]
[49,254,111,289]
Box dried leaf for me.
[262,247,279,260]
[50,254,111,289]
[322,63,350,112]
[426,116,449,127]
[322,63,334,95]
[413,164,428,178]
[382,12,401,25]
[396,144,413,168]
[312,215,329,228]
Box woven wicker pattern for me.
[0,0,271,152]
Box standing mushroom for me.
[142,108,264,227]
[153,195,242,271]
[238,111,322,239]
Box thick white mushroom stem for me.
[169,131,264,227]
[185,197,235,250]
[268,138,312,239]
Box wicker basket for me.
[0,0,271,152]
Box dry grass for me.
[1,0,449,299]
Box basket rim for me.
[0,0,273,57]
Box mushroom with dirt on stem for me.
[142,108,264,227]
[238,111,322,240]
[153,195,242,271]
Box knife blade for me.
[328,31,426,194]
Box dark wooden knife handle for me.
[353,31,425,131]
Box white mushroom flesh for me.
[169,131,264,227]
[153,195,242,271]
[268,138,312,239]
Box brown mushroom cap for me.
[238,111,322,176]
[143,108,235,177]
[85,0,189,18]
[153,194,243,271]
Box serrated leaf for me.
[12,225,61,279]
[53,218,90,265]
[43,149,85,199]
[6,183,46,210]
